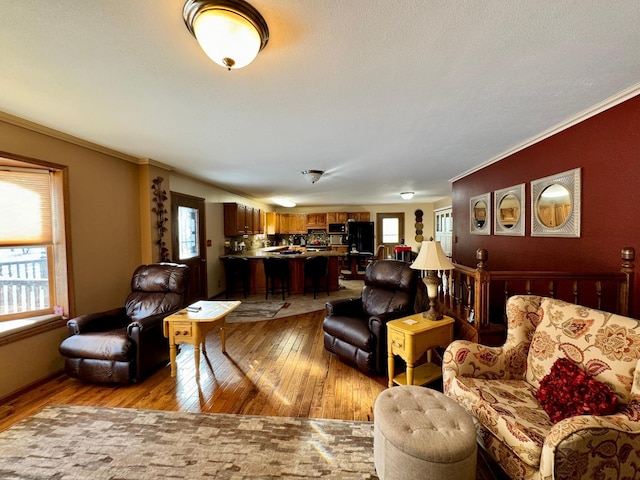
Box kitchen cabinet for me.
[306,213,327,229]
[347,212,370,222]
[266,212,279,235]
[282,213,306,234]
[327,212,348,224]
[223,203,262,236]
[252,207,262,234]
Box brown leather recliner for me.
[323,259,421,375]
[59,263,190,383]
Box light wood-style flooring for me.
[0,310,388,432]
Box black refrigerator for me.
[347,221,374,254]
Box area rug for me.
[0,405,500,480]
[226,301,286,323]
[0,405,377,479]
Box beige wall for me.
[0,118,144,398]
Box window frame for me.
[0,151,72,343]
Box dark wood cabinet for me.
[224,203,262,236]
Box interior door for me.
[171,192,207,304]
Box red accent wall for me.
[452,94,640,316]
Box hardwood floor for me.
[0,310,388,432]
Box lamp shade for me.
[183,0,269,70]
[410,241,454,271]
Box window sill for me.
[0,314,66,346]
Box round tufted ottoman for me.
[373,385,477,480]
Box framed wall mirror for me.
[470,192,491,235]
[531,168,581,237]
[494,183,525,236]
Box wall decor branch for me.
[151,176,170,261]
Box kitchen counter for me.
[220,248,345,295]
[222,247,344,259]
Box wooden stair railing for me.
[438,247,635,345]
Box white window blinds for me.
[0,169,53,246]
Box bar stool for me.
[304,256,329,299]
[263,257,290,300]
[222,256,250,298]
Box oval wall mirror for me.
[470,192,491,235]
[473,200,487,228]
[494,184,525,236]
[498,194,519,229]
[531,168,581,237]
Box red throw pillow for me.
[535,357,618,423]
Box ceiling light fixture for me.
[183,0,269,71]
[302,170,324,184]
[272,197,296,208]
[400,191,415,200]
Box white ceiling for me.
[1,1,640,207]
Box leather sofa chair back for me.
[361,259,418,318]
[125,263,189,321]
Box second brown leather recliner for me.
[323,259,421,375]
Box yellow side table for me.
[387,313,454,388]
[163,300,240,378]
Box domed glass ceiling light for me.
[183,0,269,70]
[400,192,415,200]
[302,170,324,184]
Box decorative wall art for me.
[494,183,525,236]
[531,168,581,237]
[470,192,491,235]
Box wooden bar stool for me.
[304,256,329,299]
[222,256,250,298]
[263,257,290,300]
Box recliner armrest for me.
[368,311,409,332]
[325,297,363,317]
[66,307,128,335]
[127,310,176,337]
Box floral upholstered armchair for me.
[443,295,640,480]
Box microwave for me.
[328,223,346,233]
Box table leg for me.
[406,362,414,386]
[194,325,201,379]
[388,351,395,388]
[220,322,226,353]
[169,341,177,377]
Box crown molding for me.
[449,83,640,183]
[0,111,142,164]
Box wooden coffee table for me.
[163,300,240,378]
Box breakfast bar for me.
[220,248,345,295]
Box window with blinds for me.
[0,168,53,317]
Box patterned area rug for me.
[0,405,377,479]
[226,301,286,323]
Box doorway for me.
[434,207,453,257]
[171,192,207,304]
[376,212,405,259]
